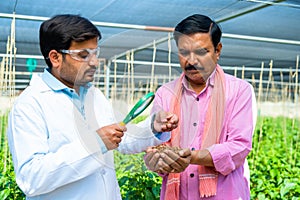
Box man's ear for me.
[48,50,62,68]
[215,42,222,60]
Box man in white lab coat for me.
[7,14,180,200]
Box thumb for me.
[179,148,191,157]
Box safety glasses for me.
[60,47,100,62]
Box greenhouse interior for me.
[0,0,299,199]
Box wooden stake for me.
[294,55,299,104]
[126,51,131,104]
[130,50,134,105]
[241,65,245,80]
[113,57,117,101]
[257,62,264,106]
[168,33,172,81]
[265,60,273,101]
[150,40,156,92]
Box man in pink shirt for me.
[145,14,257,200]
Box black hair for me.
[39,14,101,68]
[173,14,222,49]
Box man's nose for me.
[88,54,99,66]
[187,52,198,65]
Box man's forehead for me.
[69,37,99,49]
[177,33,212,48]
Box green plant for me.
[249,117,300,200]
[0,113,25,199]
[0,153,25,200]
[115,151,162,199]
[115,115,162,199]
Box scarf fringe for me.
[199,176,218,198]
[164,174,180,200]
[166,177,180,185]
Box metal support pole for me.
[105,61,110,99]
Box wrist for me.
[190,149,214,167]
[190,150,199,164]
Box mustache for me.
[185,64,203,71]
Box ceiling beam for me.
[216,0,286,23]
[0,13,174,32]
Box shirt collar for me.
[42,68,68,91]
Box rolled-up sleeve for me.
[209,83,256,175]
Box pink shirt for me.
[152,69,256,200]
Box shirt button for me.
[193,122,197,126]
[196,97,199,101]
[190,173,194,178]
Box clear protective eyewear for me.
[60,47,100,62]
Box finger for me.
[172,124,178,129]
[149,153,161,170]
[161,115,175,126]
[166,121,178,130]
[112,130,125,138]
[144,152,155,164]
[163,149,181,161]
[166,113,179,124]
[161,124,172,132]
[115,137,122,145]
[108,141,119,150]
[165,113,175,121]
[167,123,176,130]
[178,148,192,157]
[145,146,157,153]
[165,123,172,129]
[156,158,173,173]
[145,152,160,171]
[115,123,127,132]
[160,152,182,171]
[171,115,179,124]
[163,149,190,170]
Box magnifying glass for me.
[120,92,155,126]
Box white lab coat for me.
[7,72,167,200]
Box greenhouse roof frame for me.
[0,0,300,86]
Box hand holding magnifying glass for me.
[97,93,155,150]
[98,92,179,150]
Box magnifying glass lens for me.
[133,98,153,115]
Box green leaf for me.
[257,192,266,200]
[280,180,296,198]
[145,190,155,199]
[0,189,10,200]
